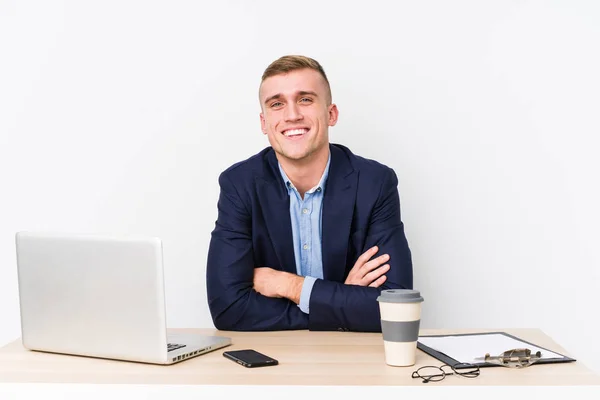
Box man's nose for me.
[284,103,303,121]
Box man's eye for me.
[299,98,313,103]
[270,102,283,108]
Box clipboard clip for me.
[479,348,542,368]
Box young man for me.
[206,55,413,332]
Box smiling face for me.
[259,68,338,165]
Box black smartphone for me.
[223,349,279,368]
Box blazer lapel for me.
[322,146,358,282]
[256,152,297,274]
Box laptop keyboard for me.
[167,343,186,352]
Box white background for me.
[1,0,599,379]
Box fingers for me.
[368,274,387,288]
[358,247,390,271]
[345,246,391,286]
[362,253,390,273]
[363,264,390,285]
[357,246,379,264]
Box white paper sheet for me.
[418,333,564,365]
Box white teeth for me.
[284,128,308,137]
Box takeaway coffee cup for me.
[376,289,424,367]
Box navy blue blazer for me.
[206,144,413,332]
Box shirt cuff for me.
[298,276,317,314]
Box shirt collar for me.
[278,152,331,194]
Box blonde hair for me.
[261,55,332,104]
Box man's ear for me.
[328,104,339,127]
[260,113,267,134]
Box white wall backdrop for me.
[1,0,599,373]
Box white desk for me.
[1,328,599,399]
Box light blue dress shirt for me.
[277,154,331,314]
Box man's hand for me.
[253,267,304,304]
[345,246,390,287]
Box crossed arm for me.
[206,168,413,331]
[252,245,391,306]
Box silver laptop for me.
[15,231,231,365]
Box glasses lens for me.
[415,366,445,382]
[452,363,480,378]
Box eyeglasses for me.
[412,363,480,383]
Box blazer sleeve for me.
[206,172,309,331]
[308,167,413,332]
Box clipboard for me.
[417,331,576,369]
